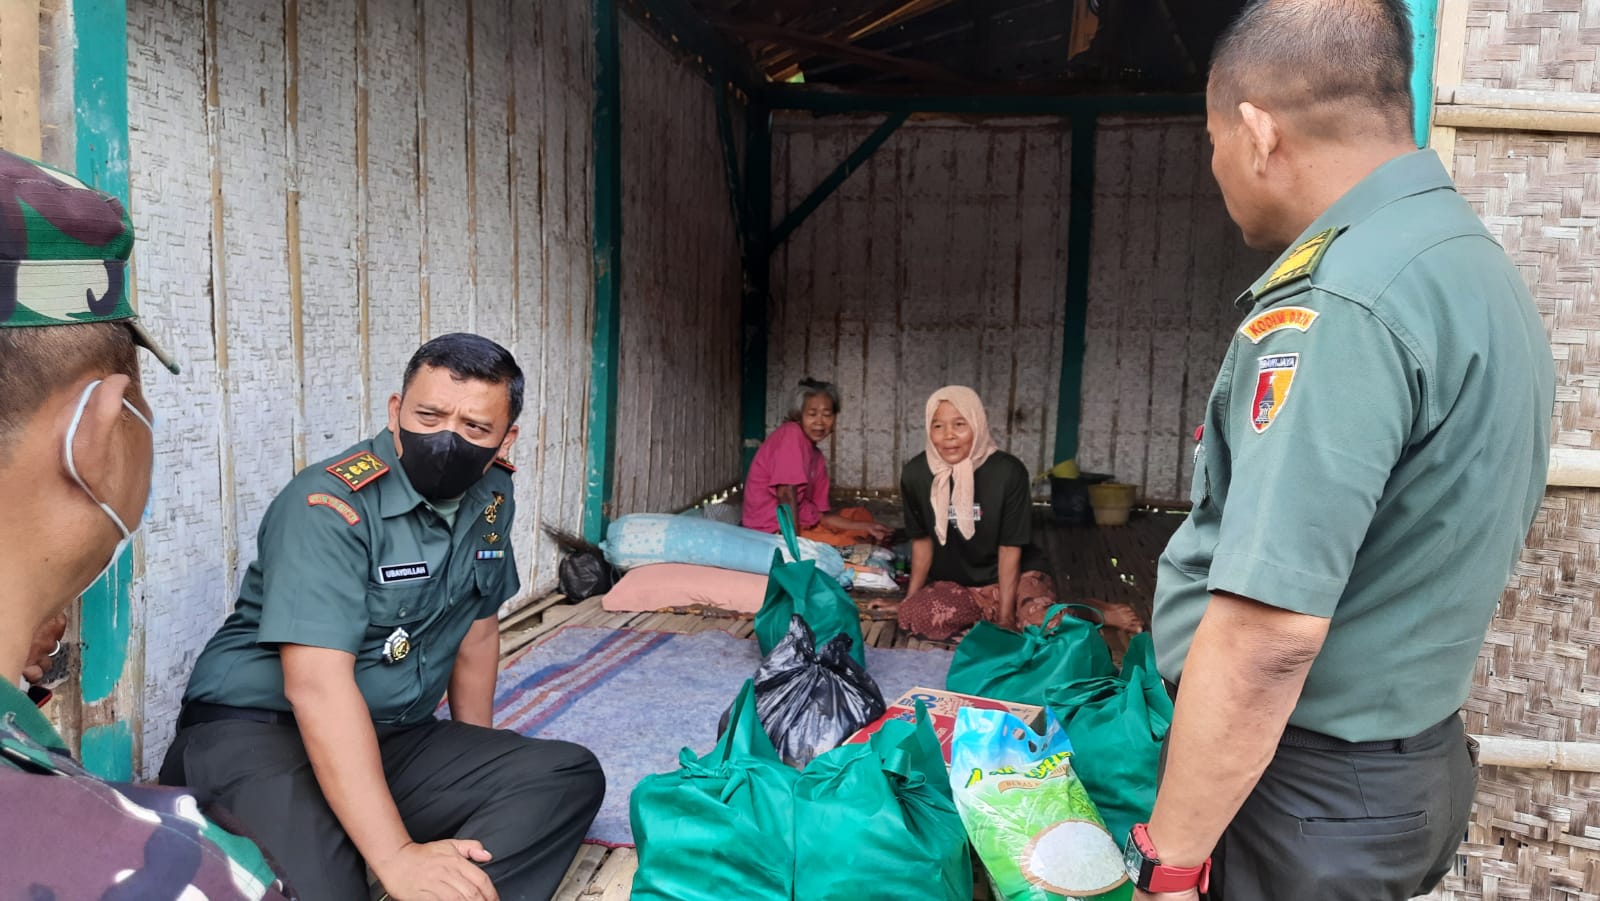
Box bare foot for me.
[1096,602,1145,634]
[863,597,903,615]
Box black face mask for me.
[397,427,499,501]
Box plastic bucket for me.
[1087,482,1137,526]
[1051,473,1112,526]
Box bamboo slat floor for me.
[520,509,1186,899]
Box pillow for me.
[600,563,769,615]
[602,513,848,584]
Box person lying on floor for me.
[161,334,604,901]
[896,385,1144,641]
[742,377,892,546]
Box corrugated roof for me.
[683,0,1245,93]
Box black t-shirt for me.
[900,451,1047,586]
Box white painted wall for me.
[126,0,595,775]
[613,16,743,517]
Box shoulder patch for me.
[307,492,361,525]
[492,455,516,473]
[1240,306,1320,344]
[1261,227,1340,294]
[326,450,389,491]
[1251,353,1300,433]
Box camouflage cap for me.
[0,149,178,374]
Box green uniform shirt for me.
[901,451,1047,585]
[184,429,521,726]
[1153,151,1554,741]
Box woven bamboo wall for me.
[768,116,1073,493]
[613,15,743,517]
[767,115,1260,498]
[1431,1,1600,898]
[126,0,595,776]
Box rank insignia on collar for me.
[1261,227,1340,294]
[492,455,516,473]
[483,532,501,545]
[382,626,412,664]
[1252,353,1300,433]
[1240,306,1319,344]
[327,450,389,492]
[484,491,505,524]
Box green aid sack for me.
[1044,632,1173,848]
[792,703,972,901]
[755,505,867,667]
[950,708,1132,901]
[629,680,799,901]
[946,604,1116,707]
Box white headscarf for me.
[924,385,998,544]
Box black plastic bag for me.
[544,525,619,600]
[558,550,617,600]
[724,614,887,768]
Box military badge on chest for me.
[382,626,412,664]
[483,491,505,524]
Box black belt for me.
[1278,724,1403,753]
[178,701,296,731]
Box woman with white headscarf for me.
[896,386,1138,641]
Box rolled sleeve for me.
[1209,293,1421,618]
[256,488,372,653]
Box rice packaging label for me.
[950,708,1131,901]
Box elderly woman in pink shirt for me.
[743,379,891,546]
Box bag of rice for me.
[950,708,1132,901]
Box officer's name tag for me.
[379,561,431,583]
[946,504,983,522]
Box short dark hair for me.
[1210,0,1413,140]
[0,322,139,463]
[403,333,525,424]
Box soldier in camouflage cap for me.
[0,149,292,899]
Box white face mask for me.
[62,380,154,594]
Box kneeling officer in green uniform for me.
[0,148,291,898]
[162,333,605,900]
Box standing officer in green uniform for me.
[0,148,291,898]
[161,333,604,901]
[1123,3,1555,900]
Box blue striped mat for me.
[483,626,954,846]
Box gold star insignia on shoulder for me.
[1260,226,1342,294]
[326,450,390,492]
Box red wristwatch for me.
[1124,823,1211,894]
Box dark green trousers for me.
[160,717,604,901]
[1171,714,1476,901]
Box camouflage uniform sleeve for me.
[0,765,294,899]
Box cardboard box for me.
[843,686,1045,764]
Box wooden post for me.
[1427,0,1470,174]
[583,0,622,544]
[0,0,43,157]
[1053,115,1097,466]
[71,0,137,781]
[739,104,771,475]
